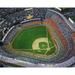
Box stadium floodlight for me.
[55,7,62,11]
[24,8,33,11]
[69,17,74,24]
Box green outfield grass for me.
[11,25,56,55]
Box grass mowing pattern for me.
[11,25,56,55]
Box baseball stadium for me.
[0,8,75,67]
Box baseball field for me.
[11,24,56,55]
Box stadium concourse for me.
[0,8,75,67]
